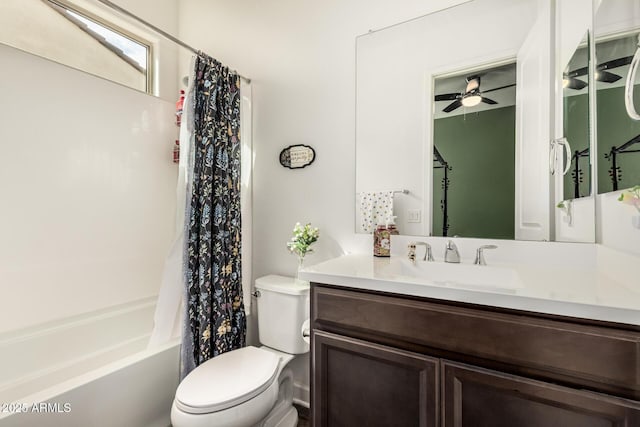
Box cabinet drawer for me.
[312,284,640,398]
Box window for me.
[0,0,152,94]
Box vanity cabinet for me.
[310,284,640,427]
[442,361,639,427]
[313,331,438,427]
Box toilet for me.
[171,275,310,427]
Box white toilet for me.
[171,275,310,427]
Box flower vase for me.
[296,256,305,280]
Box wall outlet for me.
[407,209,421,223]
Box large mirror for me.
[356,0,596,242]
[594,1,640,195]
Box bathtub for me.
[0,297,180,427]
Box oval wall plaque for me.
[279,144,316,169]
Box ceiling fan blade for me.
[435,93,460,101]
[482,83,516,94]
[567,66,587,78]
[568,55,634,78]
[443,100,462,113]
[565,77,588,90]
[599,55,633,71]
[596,70,622,83]
[481,97,498,105]
[465,75,481,93]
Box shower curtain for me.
[181,53,246,378]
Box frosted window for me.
[0,0,152,94]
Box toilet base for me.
[257,365,298,427]
[261,406,297,427]
[258,403,297,427]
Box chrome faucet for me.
[474,245,498,266]
[444,240,460,263]
[407,242,434,263]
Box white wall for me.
[0,39,177,333]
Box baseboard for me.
[293,381,309,408]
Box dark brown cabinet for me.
[442,361,640,427]
[312,331,438,427]
[311,283,640,427]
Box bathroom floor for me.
[296,404,310,427]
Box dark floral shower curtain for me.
[182,53,246,377]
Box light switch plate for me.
[407,209,421,223]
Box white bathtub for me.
[0,297,180,427]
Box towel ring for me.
[624,34,640,121]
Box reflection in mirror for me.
[356,0,595,242]
[594,33,640,194]
[432,146,452,237]
[432,63,516,239]
[562,33,591,200]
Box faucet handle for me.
[444,240,461,263]
[474,245,498,266]
[408,243,417,263]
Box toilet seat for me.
[175,346,280,414]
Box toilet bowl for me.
[171,275,310,427]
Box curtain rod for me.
[93,0,251,83]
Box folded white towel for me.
[358,191,394,233]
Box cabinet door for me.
[442,360,640,427]
[312,330,438,427]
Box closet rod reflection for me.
[91,0,251,83]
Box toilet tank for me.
[254,275,310,354]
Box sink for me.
[391,259,524,291]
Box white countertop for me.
[299,254,640,326]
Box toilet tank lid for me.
[255,275,310,295]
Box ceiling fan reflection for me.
[563,55,634,90]
[434,75,515,113]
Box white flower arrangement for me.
[287,222,319,259]
[618,185,640,214]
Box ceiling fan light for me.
[562,78,570,88]
[461,94,482,107]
